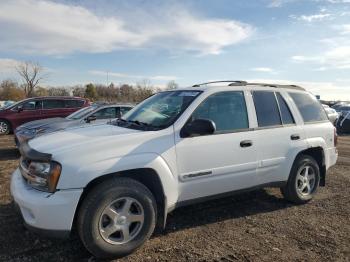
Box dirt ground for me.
[0,135,349,262]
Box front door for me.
[13,100,42,127]
[175,91,258,202]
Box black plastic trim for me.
[19,141,52,162]
[175,181,287,209]
[24,222,70,239]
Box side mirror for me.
[85,115,97,123]
[180,119,216,138]
[16,106,23,113]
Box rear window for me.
[253,91,281,127]
[43,99,65,109]
[276,93,295,125]
[289,93,328,123]
[65,99,84,108]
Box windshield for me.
[2,100,22,110]
[117,90,201,130]
[66,106,97,120]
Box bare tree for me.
[166,80,178,90]
[16,61,45,97]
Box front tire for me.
[281,155,320,204]
[0,120,10,135]
[77,178,157,259]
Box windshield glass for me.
[66,106,97,120]
[118,90,201,130]
[2,100,22,110]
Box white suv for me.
[11,81,338,259]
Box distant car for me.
[332,102,350,112]
[336,111,350,134]
[0,100,15,108]
[335,105,350,114]
[0,96,90,135]
[322,105,339,125]
[14,104,133,145]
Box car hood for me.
[27,124,167,160]
[18,117,74,131]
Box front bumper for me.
[11,169,83,236]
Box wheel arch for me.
[73,168,168,233]
[294,147,326,186]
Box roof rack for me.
[191,81,305,91]
[247,83,305,91]
[192,80,247,87]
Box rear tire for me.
[281,155,320,204]
[77,177,157,259]
[0,119,10,135]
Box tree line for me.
[0,61,179,103]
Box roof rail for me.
[247,83,305,91]
[191,81,305,91]
[192,80,247,87]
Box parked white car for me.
[11,81,338,259]
[322,105,339,125]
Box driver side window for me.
[92,107,116,119]
[22,100,41,110]
[191,91,249,133]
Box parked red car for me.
[0,96,90,135]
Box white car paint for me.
[11,84,338,233]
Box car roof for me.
[96,104,134,108]
[19,96,87,102]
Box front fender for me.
[57,153,179,209]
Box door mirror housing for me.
[16,105,23,112]
[180,119,216,138]
[85,115,97,123]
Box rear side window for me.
[43,99,65,109]
[289,93,328,123]
[65,99,84,108]
[253,91,281,127]
[191,91,249,133]
[276,93,295,125]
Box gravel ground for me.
[0,135,349,262]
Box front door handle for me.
[240,140,253,148]
[291,134,300,140]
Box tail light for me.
[334,127,338,147]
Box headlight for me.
[22,160,62,193]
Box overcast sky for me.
[0,0,350,100]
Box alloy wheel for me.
[295,165,316,196]
[98,197,145,245]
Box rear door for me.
[64,99,86,114]
[251,91,305,184]
[41,99,67,118]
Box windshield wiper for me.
[114,119,161,130]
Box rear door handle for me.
[240,140,253,148]
[291,134,300,140]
